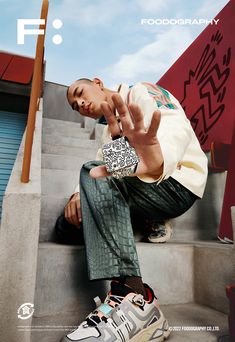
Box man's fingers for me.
[100,102,121,138]
[68,203,77,226]
[70,201,80,226]
[64,205,69,221]
[128,103,145,131]
[89,165,111,179]
[76,199,82,223]
[65,204,73,225]
[65,200,80,226]
[147,110,161,138]
[112,93,133,132]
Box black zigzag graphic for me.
[181,30,231,146]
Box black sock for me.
[112,276,147,300]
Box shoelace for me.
[145,219,167,235]
[151,225,166,237]
[84,294,124,327]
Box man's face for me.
[67,79,106,119]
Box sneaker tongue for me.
[110,281,136,297]
[86,282,136,327]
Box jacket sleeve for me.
[73,182,80,194]
[129,83,193,183]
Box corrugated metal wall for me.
[0,110,27,219]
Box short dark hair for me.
[76,78,92,84]
[66,78,92,98]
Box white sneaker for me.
[148,221,173,243]
[61,281,170,342]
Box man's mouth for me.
[85,103,92,114]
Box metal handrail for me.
[21,0,49,183]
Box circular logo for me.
[17,303,34,320]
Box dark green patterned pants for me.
[80,161,198,280]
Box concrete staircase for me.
[30,82,234,342]
[40,118,98,242]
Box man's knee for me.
[81,160,104,175]
[80,160,106,192]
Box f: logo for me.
[17,19,45,45]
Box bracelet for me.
[102,135,140,179]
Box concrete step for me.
[42,143,97,158]
[42,169,80,197]
[34,242,233,318]
[231,206,235,241]
[194,242,234,314]
[39,195,69,242]
[42,153,92,171]
[34,242,194,317]
[43,117,82,130]
[42,117,91,140]
[42,134,98,149]
[34,243,109,317]
[171,172,227,242]
[42,126,90,139]
[30,303,229,342]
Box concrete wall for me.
[172,172,227,241]
[0,102,42,342]
[194,243,234,314]
[43,81,83,124]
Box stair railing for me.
[21,0,49,183]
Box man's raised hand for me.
[90,93,164,179]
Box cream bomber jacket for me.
[74,83,208,198]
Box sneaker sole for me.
[217,235,234,244]
[148,236,169,243]
[148,232,172,243]
[130,315,170,342]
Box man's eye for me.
[79,90,83,96]
[72,103,78,111]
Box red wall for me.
[157,0,235,151]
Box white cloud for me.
[195,0,228,18]
[135,0,170,12]
[50,0,123,27]
[102,26,193,87]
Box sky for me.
[0,0,228,89]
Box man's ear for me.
[93,77,104,90]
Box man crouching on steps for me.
[59,77,208,342]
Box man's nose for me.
[77,99,85,110]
